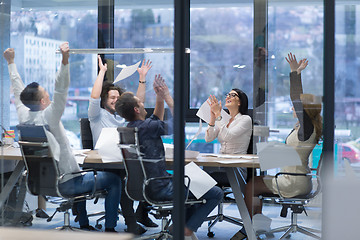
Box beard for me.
[105,103,116,114]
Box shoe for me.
[230,227,247,240]
[136,215,158,227]
[125,223,147,235]
[35,208,49,219]
[80,225,98,231]
[105,228,117,233]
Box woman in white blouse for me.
[205,88,253,178]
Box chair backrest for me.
[247,109,254,155]
[79,118,94,150]
[17,124,60,197]
[117,127,146,202]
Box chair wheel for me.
[285,234,291,238]
[207,231,215,238]
[95,224,102,229]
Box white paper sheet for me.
[164,143,199,159]
[184,161,217,199]
[113,61,141,83]
[257,142,301,171]
[216,154,258,159]
[95,128,123,163]
[196,100,231,124]
[73,149,91,164]
[200,153,256,159]
[215,159,252,164]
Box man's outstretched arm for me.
[91,55,107,99]
[136,59,152,103]
[4,48,27,121]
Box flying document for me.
[113,60,141,83]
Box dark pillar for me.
[322,0,335,237]
[173,0,189,239]
[98,0,114,82]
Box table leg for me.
[0,161,25,211]
[225,167,256,240]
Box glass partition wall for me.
[0,0,354,239]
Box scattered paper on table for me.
[95,128,122,163]
[113,61,141,83]
[164,143,199,159]
[73,149,91,165]
[257,142,301,171]
[215,159,252,164]
[184,161,217,199]
[199,153,219,157]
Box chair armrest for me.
[59,169,98,198]
[144,175,193,203]
[18,140,49,147]
[274,172,321,199]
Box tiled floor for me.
[24,197,322,240]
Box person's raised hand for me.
[207,95,222,117]
[285,52,299,73]
[98,55,107,72]
[3,48,15,64]
[297,58,308,73]
[60,42,70,65]
[137,59,152,77]
[153,74,170,99]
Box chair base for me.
[206,202,243,237]
[55,225,83,231]
[53,210,87,232]
[136,232,172,240]
[267,224,321,239]
[135,215,172,240]
[207,213,243,229]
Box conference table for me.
[0,146,260,240]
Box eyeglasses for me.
[225,93,239,98]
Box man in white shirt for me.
[4,43,122,232]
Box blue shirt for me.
[127,114,173,194]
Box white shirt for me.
[9,63,81,182]
[88,97,125,146]
[205,113,252,154]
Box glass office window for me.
[334,3,360,175]
[1,0,98,227]
[9,4,98,148]
[113,7,174,108]
[189,6,254,109]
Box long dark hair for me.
[232,88,248,115]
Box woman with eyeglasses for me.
[204,89,252,212]
[205,89,252,157]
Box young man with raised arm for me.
[88,56,157,234]
[116,74,223,240]
[4,43,121,232]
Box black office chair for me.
[79,118,94,150]
[258,152,323,239]
[17,124,103,230]
[117,127,205,240]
